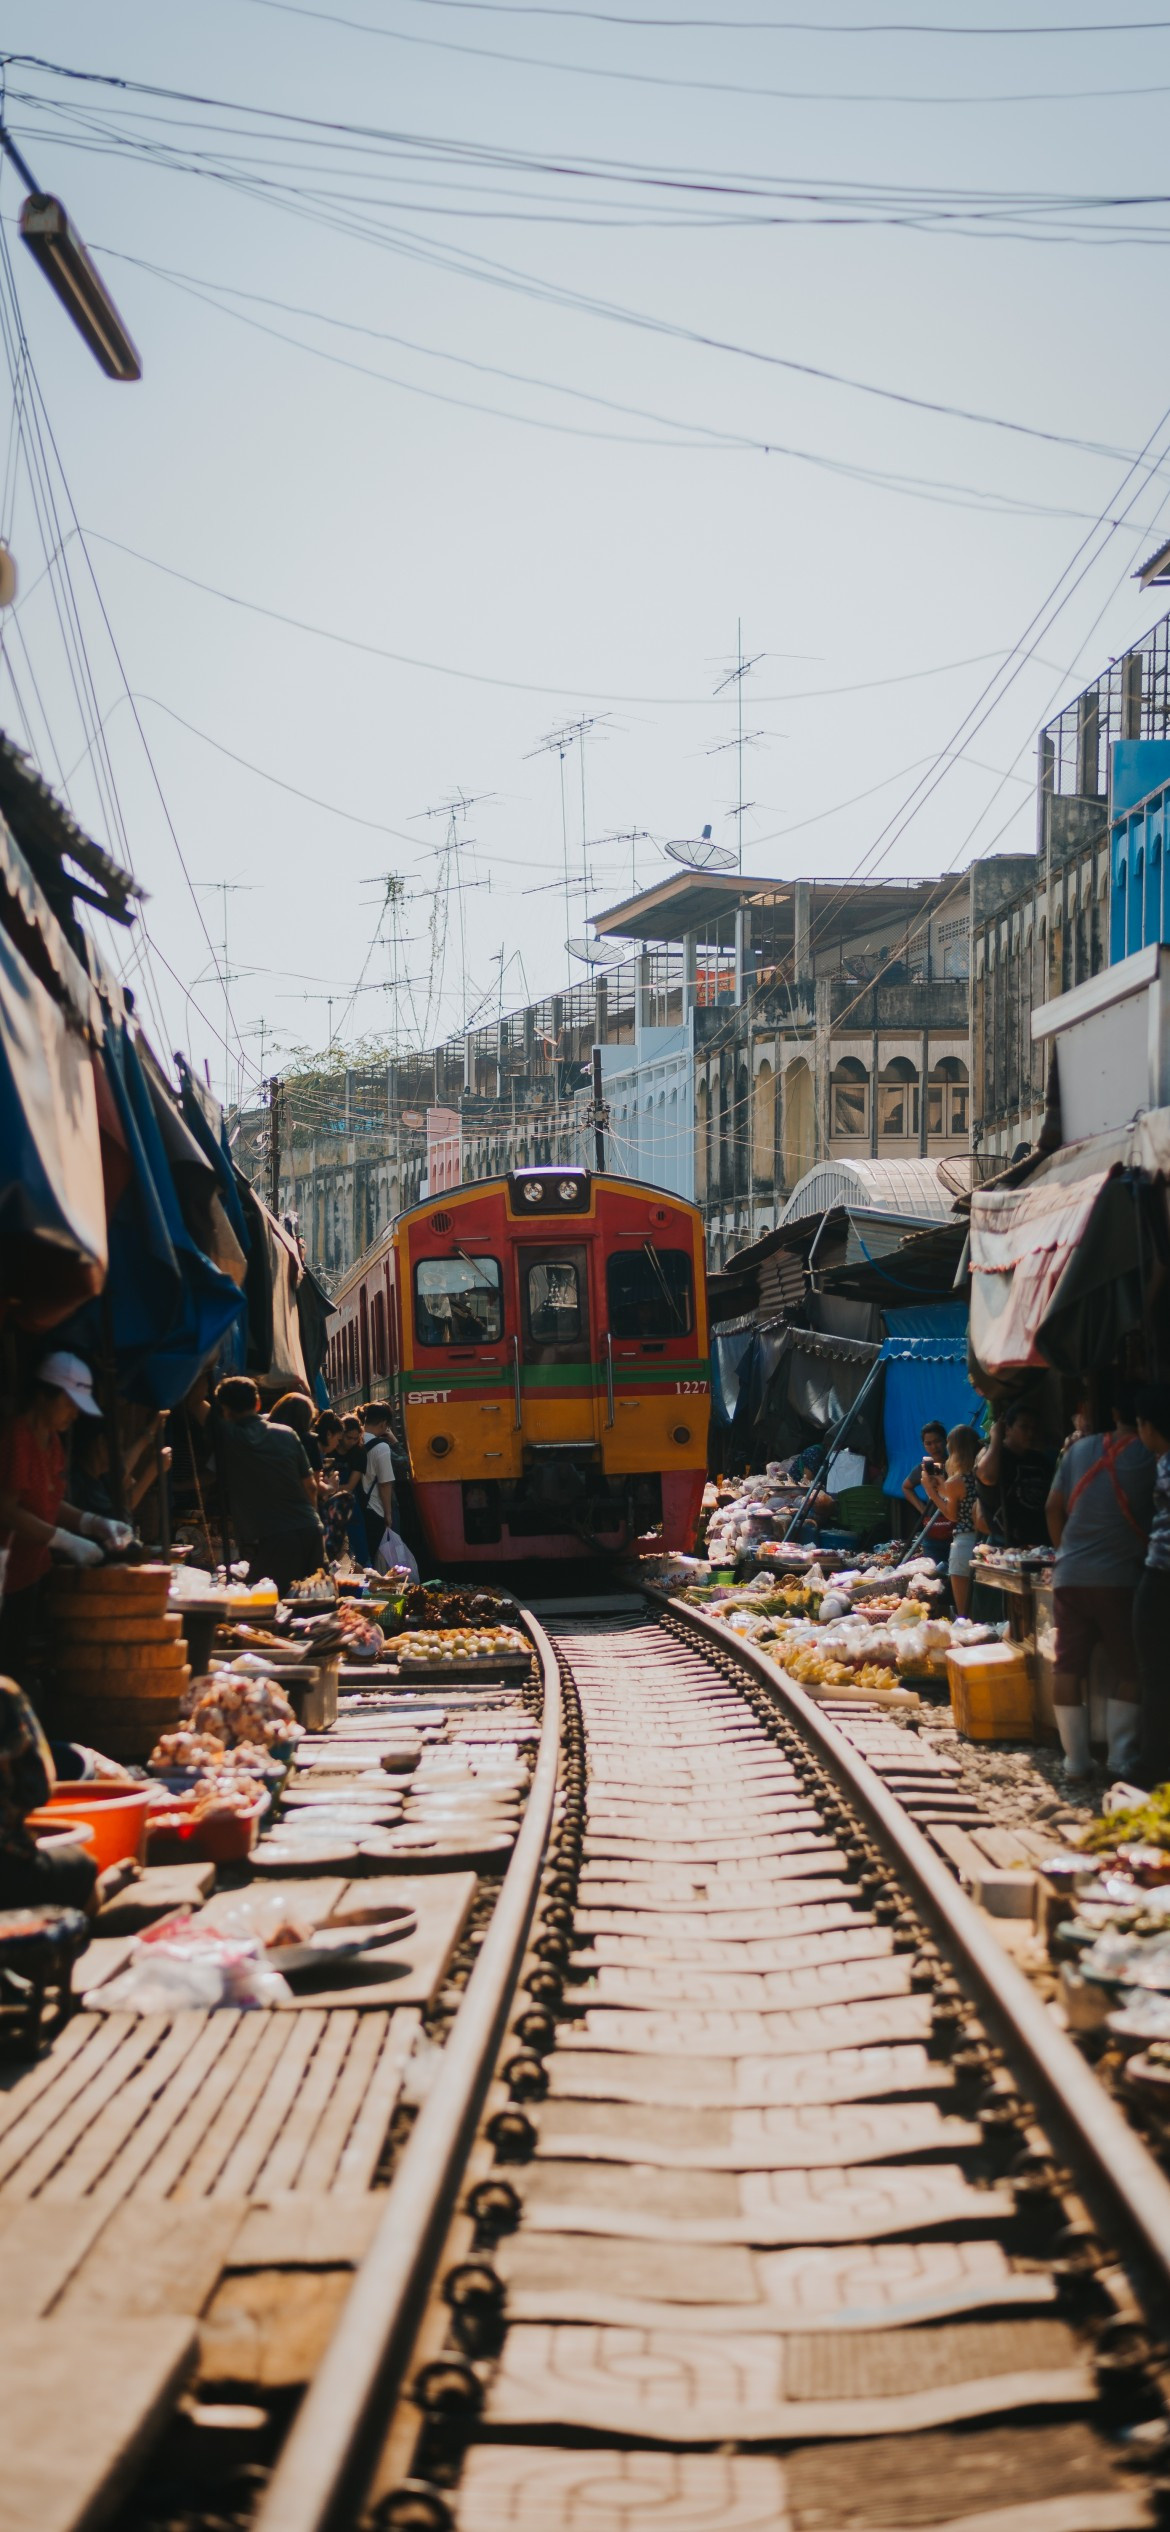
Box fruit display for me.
[1078,1788,1170,1856]
[397,1625,530,1669]
[395,1585,518,1629]
[782,1643,902,1696]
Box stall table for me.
[968,1551,1057,1740]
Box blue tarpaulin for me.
[881,1334,985,1499]
[62,1022,245,1405]
[884,1302,968,1341]
[711,1325,755,1428]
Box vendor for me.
[204,1376,325,1595]
[71,1416,171,1525]
[783,1441,868,1529]
[0,1674,98,1911]
[0,1353,131,1690]
[1133,1383,1170,1788]
[974,1403,1056,1549]
[1045,1390,1154,1785]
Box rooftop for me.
[592,870,957,951]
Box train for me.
[326,1165,709,1564]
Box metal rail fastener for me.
[252,1612,562,2532]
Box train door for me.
[516,1243,597,1446]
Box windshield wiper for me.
[642,1239,686,1332]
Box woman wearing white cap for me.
[0,1353,131,1687]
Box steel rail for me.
[252,1611,562,2532]
[662,1588,1170,2323]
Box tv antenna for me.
[665,824,736,874]
[360,871,423,1057]
[526,714,611,982]
[713,620,764,873]
[412,791,493,1041]
[193,879,255,1107]
[603,828,654,897]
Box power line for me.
[234,0,1170,120]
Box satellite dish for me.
[566,935,626,967]
[665,833,736,872]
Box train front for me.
[398,1167,709,1563]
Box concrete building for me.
[971,596,1170,1177]
[590,870,974,1270]
[241,862,977,1284]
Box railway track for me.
[244,1592,1170,2532]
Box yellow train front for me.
[331,1167,709,1565]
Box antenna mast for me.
[712,623,764,875]
[527,715,611,981]
[194,879,255,1107]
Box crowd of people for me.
[901,1388,1170,1792]
[0,1357,416,1918]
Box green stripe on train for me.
[396,1360,709,1395]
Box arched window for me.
[830,1055,868,1139]
[926,1054,969,1139]
[752,1059,775,1183]
[734,1065,750,1196]
[878,1056,919,1138]
[718,1076,732,1200]
[783,1059,814,1189]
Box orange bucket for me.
[30,1785,151,1869]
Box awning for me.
[968,1170,1113,1376]
[57,1019,246,1405]
[235,1176,310,1391]
[0,918,107,1328]
[0,813,103,1038]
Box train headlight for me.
[671,1424,692,1445]
[557,1179,577,1202]
[429,1433,453,1458]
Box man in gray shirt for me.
[1046,1391,1155,1784]
[211,1377,324,1595]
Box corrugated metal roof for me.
[780,1157,957,1226]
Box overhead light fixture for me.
[19,195,142,381]
[0,125,141,381]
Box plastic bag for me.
[92,1917,293,2012]
[377,1526,419,1582]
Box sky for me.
[2,1,1170,1108]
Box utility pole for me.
[267,1076,282,1216]
[589,1045,608,1172]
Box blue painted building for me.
[1109,738,1170,962]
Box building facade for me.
[971,599,1170,1177]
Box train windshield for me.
[607,1246,693,1340]
[526,1258,585,1343]
[415,1255,503,1345]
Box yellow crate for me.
[946,1640,1034,1742]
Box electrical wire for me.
[234,0,1170,121]
[90,245,1165,527]
[81,532,1101,720]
